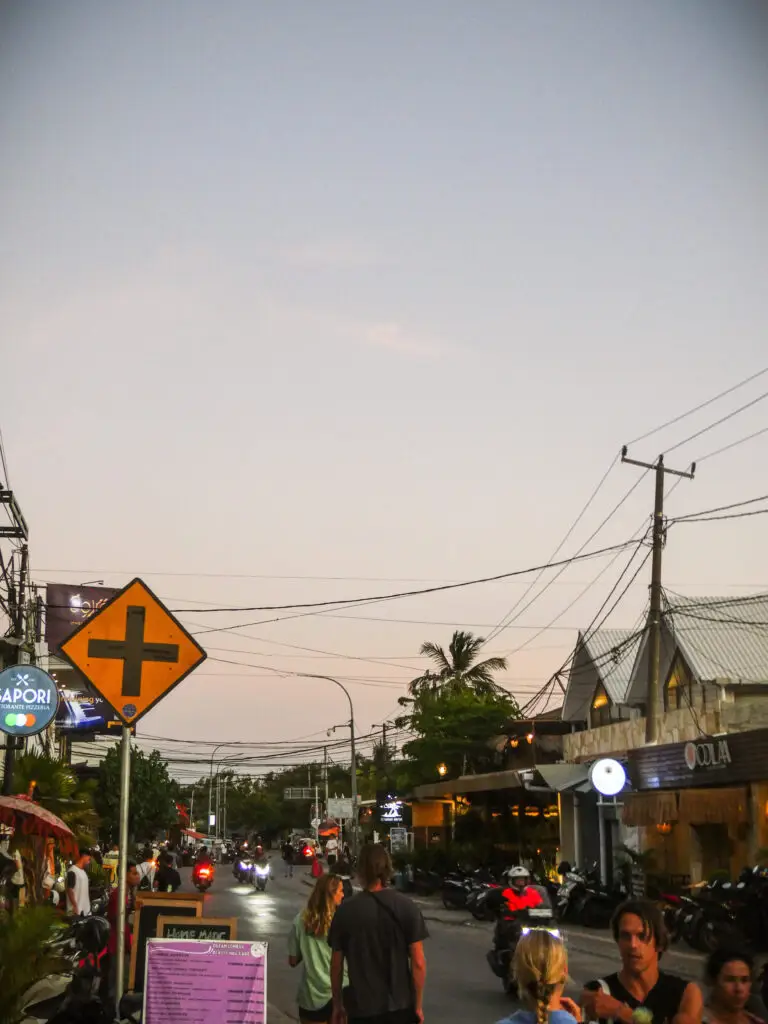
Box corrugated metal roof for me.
[562,628,641,720]
[582,629,642,703]
[664,592,768,684]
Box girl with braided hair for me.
[497,929,581,1024]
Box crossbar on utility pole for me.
[622,447,695,743]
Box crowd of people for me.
[288,845,768,1024]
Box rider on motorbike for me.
[500,865,544,915]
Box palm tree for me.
[408,630,507,697]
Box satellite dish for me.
[589,758,626,797]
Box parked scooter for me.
[21,915,111,1024]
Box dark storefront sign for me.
[629,728,768,791]
[45,584,118,653]
[55,675,122,734]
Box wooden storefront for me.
[624,729,768,884]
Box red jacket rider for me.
[502,866,543,916]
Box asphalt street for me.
[179,862,707,1024]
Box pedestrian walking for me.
[288,873,348,1024]
[582,899,702,1024]
[496,929,581,1024]
[154,850,182,892]
[283,839,295,878]
[329,843,428,1024]
[137,846,157,891]
[331,859,354,901]
[65,848,93,917]
[325,835,339,868]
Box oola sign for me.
[684,738,732,771]
[0,665,59,737]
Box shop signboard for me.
[328,797,354,820]
[628,727,768,790]
[45,584,119,653]
[144,939,267,1024]
[55,677,122,734]
[0,665,59,737]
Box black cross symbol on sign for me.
[87,605,180,697]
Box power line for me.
[664,388,768,456]
[673,508,768,526]
[626,365,768,446]
[484,454,618,644]
[695,426,768,465]
[183,540,639,636]
[668,494,768,523]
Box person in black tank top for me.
[582,899,703,1024]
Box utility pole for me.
[323,746,329,811]
[222,776,228,840]
[2,543,28,795]
[622,448,695,743]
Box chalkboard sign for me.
[129,894,203,991]
[157,916,237,941]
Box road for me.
[182,862,706,1023]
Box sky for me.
[1,1,768,772]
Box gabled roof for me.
[561,628,641,722]
[624,592,768,704]
[664,593,768,684]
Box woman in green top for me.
[288,872,346,1023]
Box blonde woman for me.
[497,929,581,1024]
[288,873,347,1024]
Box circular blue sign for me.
[0,666,60,737]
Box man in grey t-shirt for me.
[329,843,428,1024]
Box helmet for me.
[506,865,529,881]
[78,915,110,955]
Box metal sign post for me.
[115,724,131,1007]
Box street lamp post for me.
[312,675,358,859]
[208,742,230,837]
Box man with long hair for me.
[582,899,702,1024]
[329,843,428,1024]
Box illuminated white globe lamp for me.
[589,758,626,797]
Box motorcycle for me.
[193,862,215,892]
[486,886,558,996]
[467,881,503,921]
[234,856,253,884]
[21,915,111,1024]
[253,862,270,892]
[441,871,474,910]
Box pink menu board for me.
[144,939,267,1024]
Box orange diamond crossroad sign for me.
[59,578,206,727]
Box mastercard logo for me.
[4,712,36,728]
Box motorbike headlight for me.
[238,861,246,869]
[256,865,269,875]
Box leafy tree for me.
[96,746,179,845]
[408,630,507,697]
[396,685,520,783]
[14,752,99,847]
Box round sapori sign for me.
[0,666,60,737]
[684,741,697,770]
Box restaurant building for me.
[560,593,768,885]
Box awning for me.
[181,828,206,840]
[412,769,524,800]
[622,791,679,826]
[532,764,590,792]
[678,786,748,826]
